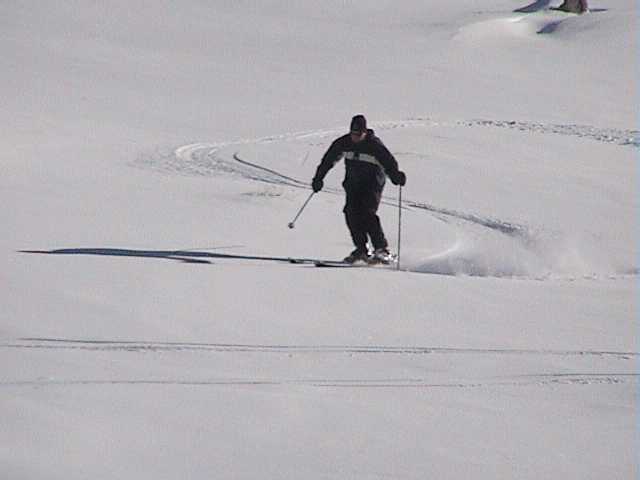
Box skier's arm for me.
[374,140,406,186]
[312,137,345,191]
[314,137,345,181]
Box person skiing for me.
[311,114,406,264]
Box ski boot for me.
[369,247,397,265]
[343,247,371,264]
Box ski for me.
[314,260,361,268]
[314,258,397,268]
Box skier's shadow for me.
[20,248,304,265]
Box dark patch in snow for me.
[514,0,552,14]
[537,20,565,34]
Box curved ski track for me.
[133,118,637,278]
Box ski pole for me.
[287,191,315,229]
[397,185,402,270]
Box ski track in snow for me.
[2,339,637,390]
[6,337,638,358]
[2,376,636,389]
[132,119,637,280]
[457,119,639,147]
[136,118,638,182]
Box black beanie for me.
[350,115,367,133]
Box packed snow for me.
[1,1,637,479]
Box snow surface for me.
[1,1,638,479]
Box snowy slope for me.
[1,1,637,479]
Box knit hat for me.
[350,114,367,133]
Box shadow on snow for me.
[20,248,309,265]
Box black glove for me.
[390,170,406,186]
[312,177,324,193]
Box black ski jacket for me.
[313,129,402,190]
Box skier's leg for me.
[344,209,368,249]
[343,188,368,250]
[362,187,388,250]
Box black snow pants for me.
[343,180,388,251]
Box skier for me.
[311,114,406,264]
